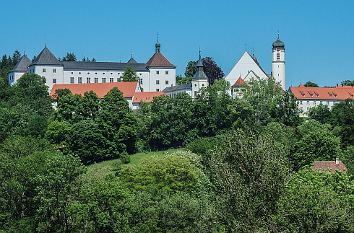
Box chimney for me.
[335,158,340,165]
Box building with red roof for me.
[290,85,354,116]
[51,82,140,108]
[312,159,347,173]
[132,92,165,109]
[8,41,176,93]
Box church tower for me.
[191,50,209,98]
[272,34,286,90]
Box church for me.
[225,35,286,92]
[8,41,176,92]
[164,36,286,98]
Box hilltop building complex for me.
[8,42,176,92]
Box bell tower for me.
[272,33,286,90]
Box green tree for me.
[291,119,342,170]
[273,171,354,233]
[34,152,85,232]
[274,91,301,126]
[80,91,100,120]
[122,67,139,82]
[331,100,354,147]
[308,104,332,124]
[10,73,52,118]
[304,81,319,87]
[61,52,77,61]
[68,120,117,164]
[54,93,83,123]
[242,78,283,125]
[176,75,192,85]
[142,93,194,150]
[208,129,290,231]
[45,120,72,145]
[340,80,354,86]
[193,80,237,137]
[98,88,137,154]
[184,57,224,84]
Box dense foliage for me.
[0,69,353,232]
[184,57,224,84]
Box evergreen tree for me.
[122,67,138,82]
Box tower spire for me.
[155,33,161,53]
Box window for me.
[165,71,169,75]
[43,68,46,72]
[140,79,143,85]
[277,53,280,60]
[156,71,160,75]
[71,72,74,74]
[53,79,57,84]
[94,78,98,83]
[110,78,114,83]
[78,77,82,84]
[79,72,81,74]
[87,77,91,83]
[156,89,160,92]
[194,91,197,96]
[156,80,160,84]
[53,69,56,73]
[103,73,105,75]
[70,77,75,84]
[102,78,106,83]
[202,84,205,87]
[165,80,169,85]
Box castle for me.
[8,41,176,92]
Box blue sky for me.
[1,0,354,87]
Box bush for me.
[120,153,130,164]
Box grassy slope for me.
[83,149,181,183]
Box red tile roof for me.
[290,86,354,101]
[133,92,164,103]
[51,82,138,98]
[232,76,245,87]
[312,160,347,173]
[146,52,175,68]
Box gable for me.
[225,52,268,85]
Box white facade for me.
[191,79,208,98]
[148,68,176,92]
[297,99,339,116]
[9,44,176,93]
[225,37,286,90]
[272,44,286,90]
[225,51,269,85]
[8,71,26,85]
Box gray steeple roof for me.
[193,52,208,80]
[127,57,137,64]
[272,34,285,48]
[12,55,31,72]
[31,47,61,66]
